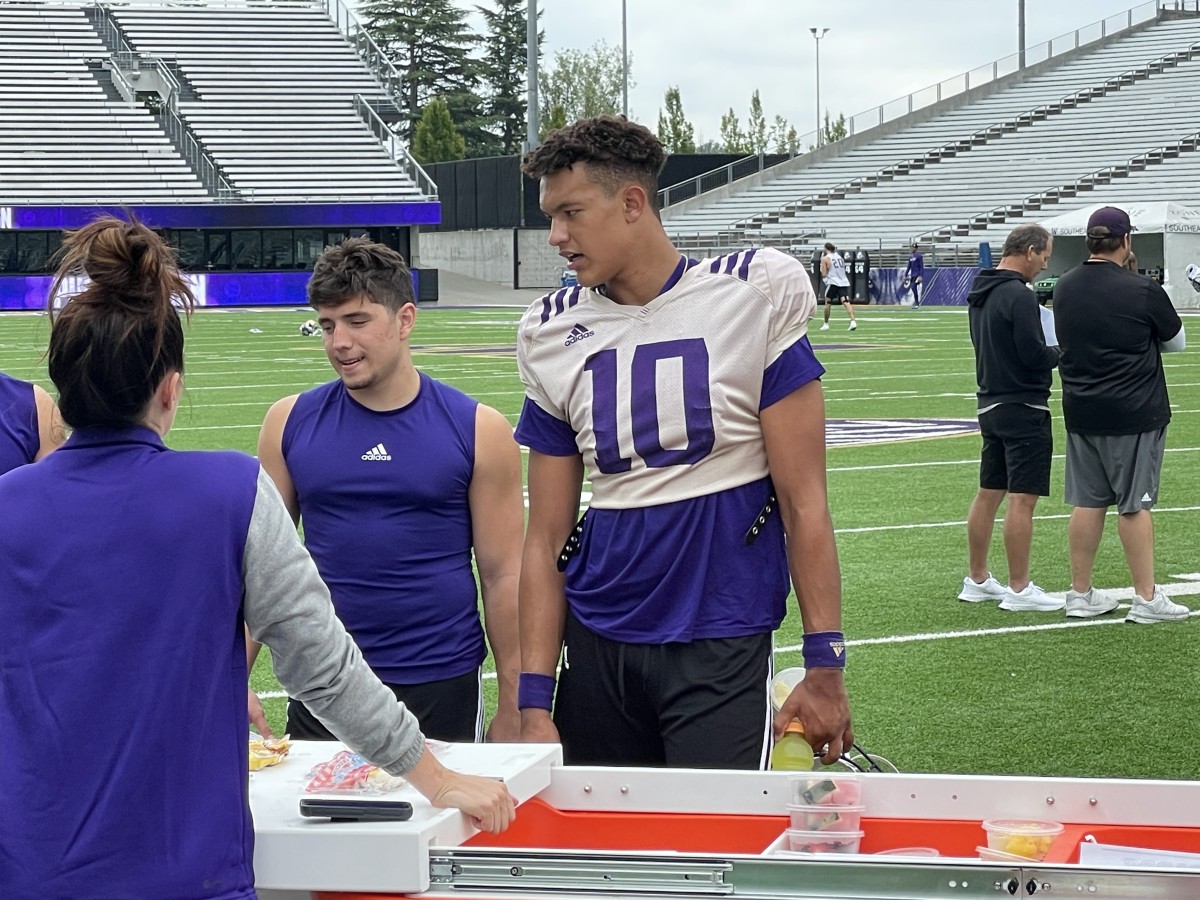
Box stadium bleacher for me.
[663,9,1200,262]
[0,0,432,204]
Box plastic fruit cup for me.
[785,828,864,854]
[788,803,865,832]
[787,771,863,807]
[771,667,806,711]
[981,819,1064,861]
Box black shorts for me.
[824,285,850,302]
[978,403,1052,496]
[553,612,772,769]
[286,667,483,743]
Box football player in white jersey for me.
[819,242,858,331]
[513,116,852,769]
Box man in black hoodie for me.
[958,224,1061,612]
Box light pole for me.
[810,27,829,147]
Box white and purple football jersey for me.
[517,248,821,507]
[515,248,825,643]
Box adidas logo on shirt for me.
[564,322,595,346]
[361,443,392,461]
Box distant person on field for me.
[0,217,514,900]
[959,224,1062,612]
[256,237,524,742]
[903,243,925,308]
[515,115,852,769]
[1053,206,1188,624]
[0,370,64,474]
[819,242,857,331]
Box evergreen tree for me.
[656,86,695,154]
[747,90,768,154]
[478,0,541,155]
[412,97,467,163]
[539,40,630,136]
[359,0,480,143]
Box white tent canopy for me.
[1037,202,1200,308]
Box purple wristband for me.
[802,631,847,669]
[518,672,556,711]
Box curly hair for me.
[522,115,666,205]
[307,236,415,312]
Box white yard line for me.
[254,577,1200,698]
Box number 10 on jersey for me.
[584,339,716,474]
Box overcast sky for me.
[452,0,1159,144]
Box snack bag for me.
[304,750,406,794]
[249,734,291,771]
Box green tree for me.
[770,115,799,154]
[478,0,541,155]
[656,85,695,153]
[719,108,750,154]
[539,40,630,136]
[747,89,768,154]
[412,97,466,163]
[359,0,480,143]
[823,110,848,145]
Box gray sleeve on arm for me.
[242,468,424,776]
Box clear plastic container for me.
[787,771,863,807]
[771,667,806,711]
[787,803,865,832]
[785,828,864,854]
[981,819,1064,861]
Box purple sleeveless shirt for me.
[282,373,485,684]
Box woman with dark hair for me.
[0,216,514,900]
[0,370,63,473]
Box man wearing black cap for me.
[1053,206,1188,624]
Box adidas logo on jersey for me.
[361,442,392,461]
[564,322,595,346]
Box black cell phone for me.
[299,798,414,822]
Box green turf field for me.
[3,303,1199,779]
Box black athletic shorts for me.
[824,284,850,302]
[978,403,1052,496]
[286,667,483,743]
[553,612,772,769]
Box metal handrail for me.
[917,128,1200,244]
[776,0,1161,160]
[657,154,783,209]
[106,57,235,197]
[353,94,436,198]
[723,36,1200,235]
[319,0,404,105]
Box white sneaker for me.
[1064,587,1119,619]
[848,321,858,331]
[957,574,1006,603]
[999,582,1064,612]
[819,323,830,331]
[1125,589,1189,624]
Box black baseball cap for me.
[1086,206,1136,239]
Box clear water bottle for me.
[770,721,815,771]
